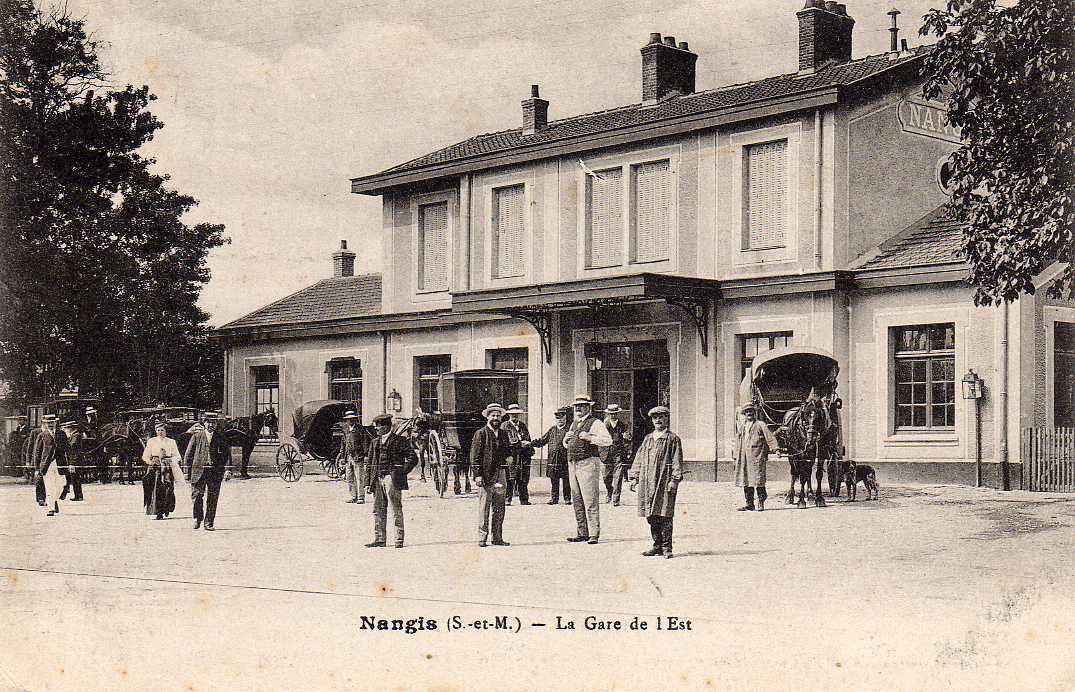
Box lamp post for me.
[961,370,984,487]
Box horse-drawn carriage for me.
[741,346,845,508]
[439,369,520,494]
[274,400,354,482]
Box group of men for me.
[19,413,88,516]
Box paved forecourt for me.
[1,475,1073,691]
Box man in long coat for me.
[732,403,780,512]
[183,414,230,530]
[33,414,67,516]
[470,403,513,547]
[529,406,571,504]
[503,403,532,505]
[629,406,683,559]
[339,411,368,504]
[59,419,85,502]
[365,413,418,548]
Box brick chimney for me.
[640,33,697,103]
[797,1,855,74]
[522,84,548,135]
[333,239,355,278]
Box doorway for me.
[589,340,670,455]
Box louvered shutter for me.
[746,140,788,249]
[419,202,448,291]
[633,160,671,263]
[494,185,526,278]
[588,168,624,267]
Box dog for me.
[843,461,879,501]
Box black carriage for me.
[438,369,520,490]
[275,400,354,482]
[110,405,203,482]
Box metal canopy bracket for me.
[664,296,710,357]
[505,309,553,363]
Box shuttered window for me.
[631,159,671,263]
[586,168,623,268]
[745,139,788,250]
[492,184,526,278]
[418,202,448,292]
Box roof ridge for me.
[217,273,382,329]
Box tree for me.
[919,0,1073,305]
[0,0,227,410]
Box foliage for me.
[920,0,1073,305]
[0,0,227,411]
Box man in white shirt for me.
[562,395,612,544]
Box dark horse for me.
[781,394,841,508]
[220,412,269,478]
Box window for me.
[418,202,449,292]
[739,332,795,382]
[585,168,624,268]
[253,366,280,438]
[492,184,526,278]
[327,358,362,416]
[488,348,529,424]
[893,324,955,430]
[1055,322,1075,428]
[744,139,788,250]
[631,159,672,263]
[414,355,451,414]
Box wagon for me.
[438,369,520,492]
[275,400,354,482]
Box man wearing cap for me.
[59,419,85,502]
[8,416,29,483]
[469,403,511,547]
[338,411,368,504]
[601,404,631,506]
[364,413,418,548]
[563,395,613,544]
[503,403,533,506]
[629,406,683,558]
[529,406,572,505]
[733,403,780,512]
[33,414,67,515]
[183,414,231,530]
[23,418,41,487]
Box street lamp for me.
[387,388,402,413]
[962,370,984,487]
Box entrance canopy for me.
[451,273,720,362]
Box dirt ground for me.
[1,474,1073,692]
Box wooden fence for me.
[1021,427,1075,492]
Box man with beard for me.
[183,413,231,530]
[528,406,572,505]
[364,414,418,548]
[733,404,779,512]
[469,403,512,547]
[563,395,612,544]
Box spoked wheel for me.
[276,442,304,483]
[324,458,344,480]
[425,431,445,497]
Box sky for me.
[64,0,941,326]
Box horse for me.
[781,394,841,508]
[220,412,269,478]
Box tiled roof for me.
[219,274,382,330]
[374,49,927,178]
[852,207,966,271]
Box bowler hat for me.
[372,413,393,426]
[571,395,595,407]
[603,403,624,414]
[482,403,504,418]
[648,405,670,417]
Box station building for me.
[216,2,1075,487]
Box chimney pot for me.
[340,239,348,250]
[648,32,662,44]
[663,35,676,46]
[824,1,839,11]
[332,241,356,278]
[797,1,855,73]
[678,41,689,50]
[530,84,540,98]
[900,37,908,51]
[640,33,697,102]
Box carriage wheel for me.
[276,443,303,482]
[280,462,303,483]
[324,459,344,480]
[426,432,445,497]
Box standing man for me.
[503,403,532,506]
[629,406,683,559]
[339,411,368,504]
[601,404,631,506]
[58,419,84,502]
[364,414,417,548]
[183,413,230,530]
[469,403,511,547]
[529,406,572,505]
[8,416,29,481]
[84,407,109,483]
[23,418,41,487]
[733,403,779,512]
[563,395,612,544]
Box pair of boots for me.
[738,486,767,512]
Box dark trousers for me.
[478,470,507,543]
[647,516,674,551]
[602,462,625,503]
[506,460,530,503]
[60,469,83,501]
[743,486,767,508]
[35,476,45,504]
[548,466,571,503]
[97,456,111,483]
[192,477,222,526]
[453,464,472,494]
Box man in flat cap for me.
[629,406,683,558]
[529,406,572,505]
[563,395,612,544]
[733,403,779,512]
[183,413,230,530]
[339,410,368,504]
[601,403,631,506]
[469,403,512,547]
[503,403,533,506]
[364,413,417,548]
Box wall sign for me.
[897,96,962,144]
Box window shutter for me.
[633,160,671,263]
[494,185,526,278]
[419,202,448,291]
[746,140,788,250]
[589,168,623,267]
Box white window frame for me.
[730,123,801,266]
[484,180,533,285]
[575,145,679,277]
[410,191,455,302]
[1045,306,1075,427]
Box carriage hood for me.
[291,400,352,455]
[737,347,841,424]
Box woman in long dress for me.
[142,420,180,519]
